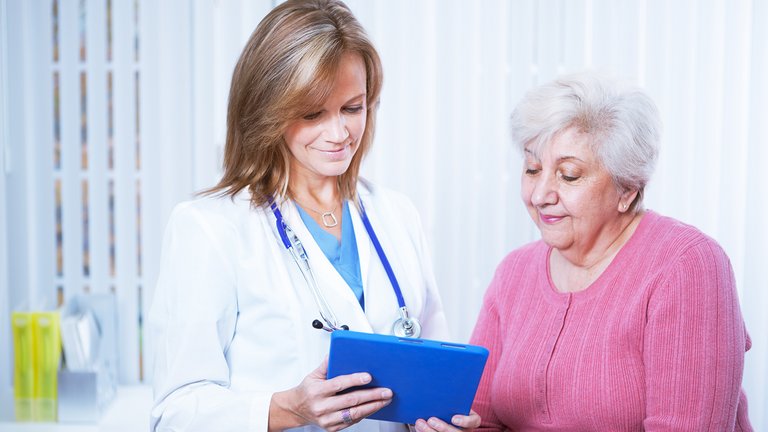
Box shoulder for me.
[358,178,418,211]
[636,210,730,265]
[165,191,262,241]
[498,240,549,274]
[486,240,548,297]
[357,178,421,222]
[637,211,735,301]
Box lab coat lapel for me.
[280,201,372,332]
[353,188,404,335]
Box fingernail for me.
[381,388,393,398]
[428,418,440,428]
[360,373,371,384]
[414,420,426,432]
[451,415,461,425]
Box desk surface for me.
[0,385,152,432]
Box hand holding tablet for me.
[327,330,489,425]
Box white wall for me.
[0,0,11,419]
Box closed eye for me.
[344,105,364,114]
[303,111,322,121]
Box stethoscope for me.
[269,196,422,338]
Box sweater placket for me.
[536,294,572,424]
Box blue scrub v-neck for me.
[295,200,364,309]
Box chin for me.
[319,162,353,177]
[539,232,570,250]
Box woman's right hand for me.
[268,357,393,431]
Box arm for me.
[643,240,748,431]
[149,203,264,431]
[468,270,508,432]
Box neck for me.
[556,211,643,271]
[288,172,340,210]
[550,211,643,293]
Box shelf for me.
[0,385,152,432]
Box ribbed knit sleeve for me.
[643,239,749,431]
[470,265,507,432]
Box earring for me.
[622,203,628,211]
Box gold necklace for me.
[294,199,339,228]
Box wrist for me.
[268,389,304,432]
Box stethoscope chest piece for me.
[392,307,422,338]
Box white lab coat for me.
[149,180,449,431]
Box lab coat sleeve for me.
[149,202,271,432]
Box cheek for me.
[284,124,317,151]
[350,113,367,139]
[520,178,534,204]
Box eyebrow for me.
[556,155,585,163]
[345,93,366,103]
[524,149,585,164]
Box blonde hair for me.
[205,0,383,206]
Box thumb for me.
[309,356,329,380]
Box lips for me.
[314,144,352,161]
[539,213,565,224]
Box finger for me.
[324,396,393,429]
[323,371,373,395]
[325,387,393,413]
[414,417,464,432]
[451,410,481,429]
[414,418,437,432]
[308,356,330,380]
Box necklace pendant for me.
[321,211,338,228]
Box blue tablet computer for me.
[327,330,489,425]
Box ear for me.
[618,189,639,213]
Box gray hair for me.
[510,72,661,210]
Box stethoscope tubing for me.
[269,195,417,336]
[357,198,406,309]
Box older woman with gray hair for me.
[469,72,753,431]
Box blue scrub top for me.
[296,200,364,309]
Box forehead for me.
[525,127,597,162]
[299,51,367,107]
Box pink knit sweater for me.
[470,211,752,431]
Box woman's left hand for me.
[413,410,481,432]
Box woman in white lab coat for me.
[148,1,480,431]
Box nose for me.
[324,114,349,143]
[529,171,558,207]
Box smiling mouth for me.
[539,213,565,224]
[319,147,347,153]
[315,144,352,161]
